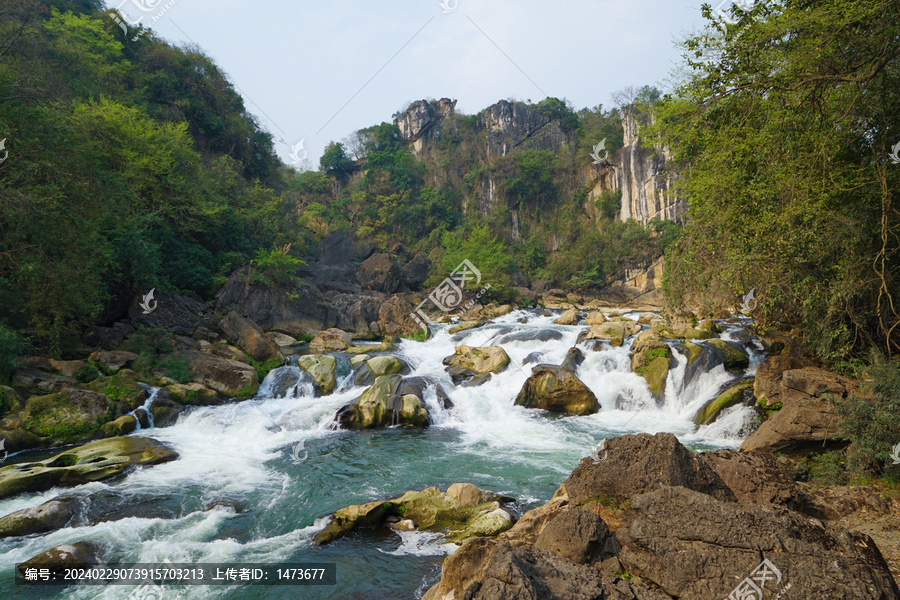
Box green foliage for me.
[0,325,24,385]
[157,355,193,384]
[836,361,900,477]
[653,0,900,360]
[0,4,299,354]
[595,189,622,220]
[430,226,516,304]
[122,329,173,355]
[75,364,101,383]
[248,357,284,381]
[250,244,304,287]
[536,97,579,133]
[320,142,355,178]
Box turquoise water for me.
[0,310,762,599]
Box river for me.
[0,309,763,599]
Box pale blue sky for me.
[106,0,710,165]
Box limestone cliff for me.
[393,99,684,230]
[582,107,684,226]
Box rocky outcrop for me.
[308,328,352,354]
[178,350,258,397]
[219,311,281,362]
[422,432,900,600]
[553,308,581,325]
[740,366,855,455]
[18,541,102,571]
[357,253,403,294]
[443,345,510,386]
[563,433,735,504]
[88,351,137,372]
[0,437,177,500]
[378,295,422,337]
[129,291,211,335]
[313,482,513,545]
[514,365,599,416]
[394,98,457,154]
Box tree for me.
[319,141,354,179]
[652,0,900,360]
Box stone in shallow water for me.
[0,436,178,500]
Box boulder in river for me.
[313,483,515,545]
[18,541,102,572]
[0,437,178,500]
[514,365,599,416]
[584,310,607,325]
[631,340,673,402]
[353,355,410,387]
[706,338,750,370]
[336,375,430,429]
[694,378,755,426]
[297,354,338,395]
[577,319,641,347]
[553,308,581,325]
[443,345,510,385]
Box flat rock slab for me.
[0,437,178,500]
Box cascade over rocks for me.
[444,345,511,386]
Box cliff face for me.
[393,99,684,230]
[582,108,684,226]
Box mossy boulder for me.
[0,436,178,500]
[85,372,147,410]
[98,415,138,438]
[514,365,600,416]
[22,388,115,444]
[655,318,721,340]
[335,375,443,429]
[694,379,756,426]
[631,342,673,401]
[164,382,219,405]
[0,386,21,417]
[443,345,510,385]
[354,355,410,387]
[684,341,704,367]
[313,484,514,545]
[297,354,337,395]
[706,339,750,370]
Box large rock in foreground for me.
[563,433,734,504]
[308,328,352,354]
[314,483,514,546]
[0,437,177,500]
[335,375,445,429]
[422,432,900,600]
[514,365,599,416]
